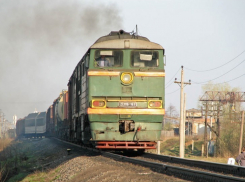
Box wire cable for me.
[165,82,174,89]
[165,67,181,88]
[212,73,245,85]
[185,49,245,72]
[192,59,245,84]
[166,88,180,95]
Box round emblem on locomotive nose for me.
[121,72,133,84]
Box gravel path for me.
[17,138,188,182]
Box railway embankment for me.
[1,136,241,181]
[1,138,187,182]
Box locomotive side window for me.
[131,51,159,68]
[94,50,123,67]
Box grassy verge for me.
[0,138,14,181]
[160,136,228,164]
[18,164,62,182]
[5,138,65,182]
[0,138,13,152]
[0,138,36,181]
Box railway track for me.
[139,153,245,177]
[55,138,245,181]
[103,152,245,182]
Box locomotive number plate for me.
[118,102,137,108]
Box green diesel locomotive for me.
[67,30,165,150]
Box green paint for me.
[88,49,165,141]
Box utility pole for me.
[0,110,2,138]
[2,113,5,138]
[216,103,221,156]
[136,25,138,36]
[204,101,208,157]
[239,111,244,154]
[174,66,191,158]
[184,93,186,142]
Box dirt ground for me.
[6,138,188,182]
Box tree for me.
[166,104,178,120]
[200,81,243,157]
[163,104,179,131]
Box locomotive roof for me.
[93,30,149,43]
[90,30,164,50]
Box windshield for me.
[94,50,123,67]
[131,50,159,68]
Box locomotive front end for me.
[87,31,165,150]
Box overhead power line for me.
[166,88,180,95]
[214,73,245,85]
[166,74,245,94]
[185,49,245,72]
[192,59,245,84]
[165,67,181,88]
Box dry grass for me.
[21,167,62,182]
[0,138,14,181]
[0,138,13,152]
[159,136,231,164]
[186,155,228,164]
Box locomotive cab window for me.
[131,50,159,68]
[94,50,123,67]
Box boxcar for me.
[24,113,38,137]
[67,30,165,150]
[35,111,46,137]
[16,118,25,137]
[55,90,69,139]
[46,105,54,137]
[24,112,46,138]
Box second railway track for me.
[56,138,245,182]
[104,151,245,182]
[139,153,245,177]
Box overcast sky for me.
[1,0,245,123]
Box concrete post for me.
[157,141,161,154]
[239,111,244,154]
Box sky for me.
[0,0,245,123]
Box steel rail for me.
[142,153,245,177]
[53,138,245,181]
[102,152,245,182]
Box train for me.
[16,30,165,152]
[16,112,46,138]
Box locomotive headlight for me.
[92,100,106,108]
[148,100,162,108]
[121,72,133,84]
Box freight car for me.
[46,105,54,137]
[16,112,46,138]
[35,112,46,137]
[16,118,25,137]
[54,90,69,139]
[46,91,69,139]
[24,113,38,137]
[50,30,165,151]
